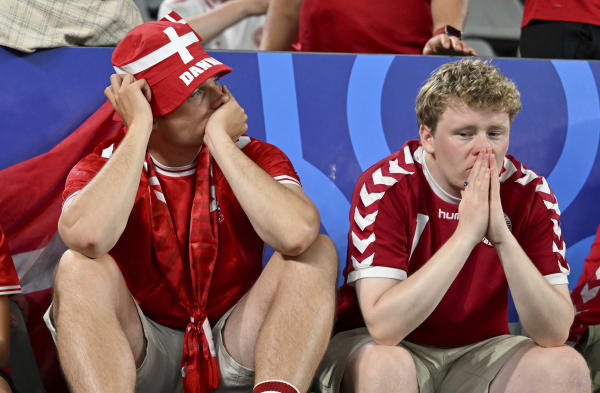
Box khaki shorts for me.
[575,325,600,393]
[312,327,531,393]
[44,301,254,393]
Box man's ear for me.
[419,125,435,154]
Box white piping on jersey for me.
[499,157,517,183]
[515,165,539,186]
[350,146,417,275]
[149,176,160,186]
[352,232,376,254]
[153,190,166,203]
[535,177,551,194]
[372,168,398,186]
[352,254,374,270]
[274,175,301,187]
[550,218,562,239]
[235,136,251,149]
[359,184,384,207]
[509,164,569,277]
[410,214,429,260]
[150,154,197,177]
[0,285,21,291]
[404,145,415,164]
[580,283,600,303]
[63,190,81,210]
[354,208,378,231]
[421,151,461,205]
[101,144,114,158]
[543,200,561,216]
[348,266,407,283]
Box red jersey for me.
[522,0,600,28]
[0,227,21,296]
[296,0,432,54]
[63,131,300,329]
[337,140,569,347]
[569,225,600,344]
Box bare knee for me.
[53,250,123,316]
[345,344,418,393]
[298,234,338,284]
[522,346,590,393]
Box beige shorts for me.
[575,325,600,392]
[312,327,531,393]
[44,301,254,393]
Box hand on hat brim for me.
[104,74,153,130]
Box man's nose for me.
[209,84,227,109]
[474,132,490,153]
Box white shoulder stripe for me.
[351,254,374,269]
[544,200,561,215]
[516,166,538,186]
[101,144,114,159]
[354,208,378,231]
[389,159,414,175]
[352,231,375,253]
[149,176,160,186]
[535,177,551,194]
[236,136,251,149]
[404,145,414,165]
[553,240,566,259]
[499,158,517,182]
[550,218,562,239]
[372,168,397,186]
[410,214,429,260]
[360,184,384,207]
[154,190,166,203]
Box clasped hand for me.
[457,148,510,247]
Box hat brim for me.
[150,62,232,118]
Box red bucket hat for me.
[112,12,232,117]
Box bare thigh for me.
[52,250,147,366]
[343,343,419,393]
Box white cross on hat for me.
[114,26,199,75]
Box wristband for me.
[433,25,462,39]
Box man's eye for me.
[190,89,204,98]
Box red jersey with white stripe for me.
[337,140,569,347]
[569,225,600,344]
[522,0,600,28]
[0,227,21,296]
[63,131,300,328]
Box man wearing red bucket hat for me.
[44,12,337,393]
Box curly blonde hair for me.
[415,59,521,132]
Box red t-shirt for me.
[522,0,600,28]
[63,132,301,328]
[296,0,432,54]
[337,140,569,347]
[0,227,21,296]
[569,225,600,344]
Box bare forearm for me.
[206,132,319,255]
[187,0,252,43]
[59,123,151,257]
[496,235,573,346]
[361,232,475,345]
[431,0,468,31]
[259,0,302,50]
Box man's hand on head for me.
[423,34,477,56]
[104,74,153,131]
[204,85,249,146]
[456,151,490,247]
